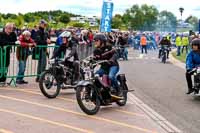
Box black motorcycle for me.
[76,58,132,115]
[39,58,84,98]
[159,45,170,64]
[189,67,200,94]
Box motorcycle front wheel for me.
[162,52,166,64]
[76,85,100,115]
[39,70,61,99]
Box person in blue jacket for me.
[185,38,200,94]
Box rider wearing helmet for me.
[52,31,80,85]
[158,34,171,58]
[185,38,200,94]
[93,33,119,94]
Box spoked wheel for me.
[76,85,100,115]
[116,83,128,106]
[39,71,61,99]
[162,52,166,64]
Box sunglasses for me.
[94,40,99,42]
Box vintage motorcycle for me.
[39,58,84,98]
[76,57,133,115]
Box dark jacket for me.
[52,41,79,61]
[0,31,17,66]
[159,38,171,46]
[93,45,119,72]
[35,27,49,46]
[33,27,49,58]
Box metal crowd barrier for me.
[0,44,94,86]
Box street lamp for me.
[179,7,184,21]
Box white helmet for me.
[60,31,72,41]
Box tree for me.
[24,13,35,22]
[122,4,159,31]
[59,14,70,24]
[112,14,123,29]
[157,10,177,32]
[185,15,199,31]
[140,4,159,31]
[72,22,84,28]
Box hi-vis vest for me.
[182,37,189,46]
[140,36,147,46]
[176,36,182,46]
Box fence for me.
[0,44,94,86]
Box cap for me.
[40,19,47,25]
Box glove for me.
[15,41,21,45]
[65,56,71,61]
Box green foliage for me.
[172,51,187,63]
[72,22,85,28]
[59,14,70,24]
[185,15,199,31]
[0,10,79,28]
[112,14,123,29]
[122,4,159,31]
[157,10,177,32]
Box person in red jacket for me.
[88,30,93,47]
[16,30,36,84]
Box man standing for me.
[16,31,36,84]
[0,23,17,85]
[140,33,147,54]
[176,34,182,56]
[35,20,51,82]
[182,34,189,54]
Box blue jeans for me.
[96,66,119,89]
[109,66,119,88]
[177,46,181,56]
[123,48,128,60]
[16,60,26,81]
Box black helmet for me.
[192,38,200,47]
[94,33,107,42]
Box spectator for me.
[35,20,51,82]
[182,34,189,54]
[88,30,94,47]
[16,31,36,84]
[140,33,147,54]
[0,23,17,86]
[176,34,182,56]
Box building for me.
[70,16,99,26]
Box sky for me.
[0,0,200,20]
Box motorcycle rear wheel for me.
[116,82,128,106]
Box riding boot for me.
[186,88,194,95]
[73,72,80,85]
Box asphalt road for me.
[120,49,200,133]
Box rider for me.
[158,34,171,59]
[185,38,200,94]
[51,31,80,85]
[93,33,120,95]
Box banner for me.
[100,0,114,32]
